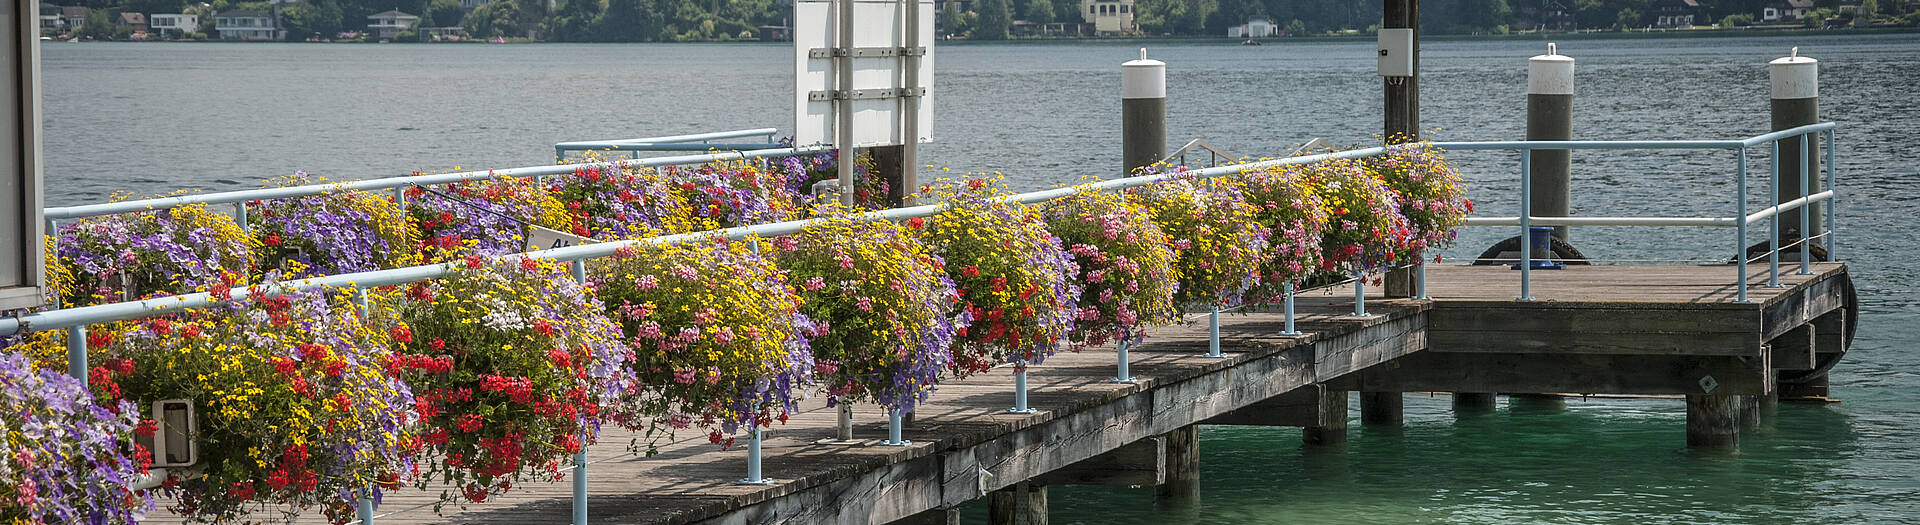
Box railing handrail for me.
[554,128,779,147]
[44,146,828,221]
[16,122,1841,336]
[1,144,1393,337]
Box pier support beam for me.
[1156,426,1200,507]
[1303,387,1350,445]
[1033,436,1164,487]
[1686,394,1740,449]
[1359,391,1402,427]
[989,482,1048,525]
[1452,392,1496,414]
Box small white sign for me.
[525,225,591,252]
[793,0,936,148]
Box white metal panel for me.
[794,0,935,148]
[1376,28,1413,77]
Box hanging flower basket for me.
[914,178,1079,374]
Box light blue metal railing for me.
[1431,121,1838,303]
[552,128,783,163]
[9,123,1838,524]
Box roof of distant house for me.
[217,10,270,18]
[118,12,145,23]
[59,6,87,17]
[369,10,417,18]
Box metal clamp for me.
[808,87,928,102]
[808,46,927,58]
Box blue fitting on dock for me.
[1512,226,1565,270]
[881,409,911,446]
[737,424,773,484]
[1008,357,1036,414]
[1111,338,1136,383]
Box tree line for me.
[53,0,1920,41]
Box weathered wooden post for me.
[1770,48,1821,245]
[1686,394,1739,449]
[1529,43,1574,242]
[1155,425,1200,507]
[1452,392,1496,414]
[1509,393,1566,412]
[1122,48,1166,175]
[1380,0,1419,299]
[1303,388,1350,445]
[1366,0,1417,426]
[989,481,1048,525]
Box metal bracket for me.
[808,46,927,58]
[808,87,927,101]
[1698,375,1719,394]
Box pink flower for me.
[637,275,659,290]
[804,276,826,291]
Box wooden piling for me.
[1381,0,1420,298]
[1156,425,1200,507]
[1686,394,1740,449]
[989,482,1048,525]
[1452,392,1496,414]
[1359,391,1402,426]
[1121,49,1166,176]
[1303,387,1350,445]
[891,507,960,525]
[1509,394,1566,412]
[1769,49,1822,242]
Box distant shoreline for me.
[52,25,1918,45]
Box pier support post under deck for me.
[1686,394,1740,449]
[1359,391,1402,426]
[1156,425,1200,508]
[989,481,1048,525]
[1452,392,1497,414]
[1304,389,1350,445]
[1509,394,1567,412]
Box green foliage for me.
[77,9,115,40]
[425,0,465,27]
[974,0,1012,38]
[1720,13,1753,27]
[464,0,521,38]
[280,0,343,40]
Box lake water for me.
[40,34,1920,523]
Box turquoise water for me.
[39,34,1920,522]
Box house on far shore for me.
[1227,18,1278,38]
[117,12,148,34]
[1079,0,1136,34]
[1762,0,1813,22]
[1652,0,1702,27]
[366,10,419,40]
[149,13,199,37]
[59,6,88,28]
[214,10,277,40]
[38,3,63,31]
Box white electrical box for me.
[1377,28,1414,77]
[147,399,198,468]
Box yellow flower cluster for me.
[1129,178,1270,308]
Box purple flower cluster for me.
[408,177,574,258]
[54,205,252,306]
[0,351,151,524]
[252,190,411,277]
[662,163,797,229]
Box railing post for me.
[233,202,249,230]
[1518,149,1535,301]
[1205,306,1223,357]
[1736,147,1750,303]
[1798,133,1812,275]
[67,324,87,382]
[1415,261,1429,300]
[1768,142,1782,288]
[738,423,771,484]
[350,289,376,525]
[881,408,910,446]
[1280,282,1301,336]
[1351,269,1369,317]
[568,260,592,520]
[1112,337,1135,383]
[1008,356,1035,414]
[1824,129,1836,261]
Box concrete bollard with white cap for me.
[1122,48,1166,176]
[1529,43,1575,242]
[1770,47,1821,244]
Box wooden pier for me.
[174,262,1849,524]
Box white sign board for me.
[793,0,935,148]
[525,225,591,252]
